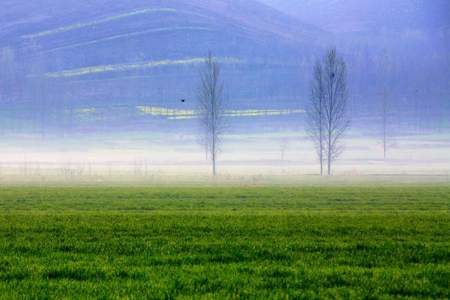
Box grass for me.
[0,186,449,299]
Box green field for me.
[0,186,449,299]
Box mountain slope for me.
[261,0,450,110]
[0,0,329,135]
[259,0,450,33]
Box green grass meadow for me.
[0,186,449,299]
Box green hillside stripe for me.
[22,8,178,39]
[43,57,244,78]
[39,26,215,55]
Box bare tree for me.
[323,48,350,175]
[381,88,388,160]
[280,137,289,161]
[379,51,394,160]
[307,61,325,176]
[308,48,349,176]
[198,52,225,176]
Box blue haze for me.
[0,0,449,176]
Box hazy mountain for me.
[0,0,333,135]
[259,0,450,33]
[0,0,325,98]
[0,0,448,138]
[261,0,450,121]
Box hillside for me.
[0,0,333,136]
[259,0,450,33]
[0,0,448,138]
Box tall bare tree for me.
[308,48,349,176]
[381,88,389,160]
[379,51,393,160]
[307,61,325,176]
[323,48,349,175]
[198,52,225,176]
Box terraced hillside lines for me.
[38,26,215,55]
[136,106,306,120]
[1,0,327,135]
[21,8,179,39]
[0,186,449,298]
[44,57,244,78]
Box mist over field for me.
[0,0,449,180]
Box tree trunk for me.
[212,135,216,176]
[327,134,332,176]
[320,153,323,176]
[319,145,323,176]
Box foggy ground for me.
[1,130,449,185]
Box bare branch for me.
[197,52,226,176]
[307,47,350,176]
